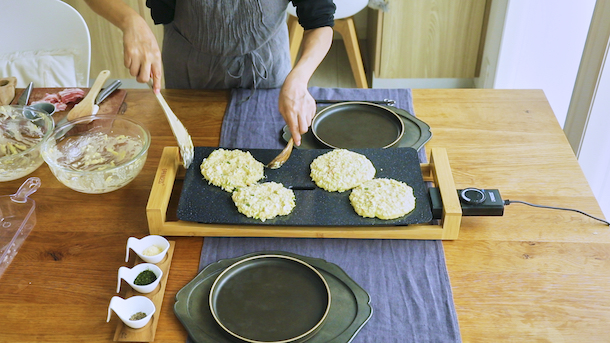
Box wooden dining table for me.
[0,88,608,342]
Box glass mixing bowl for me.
[0,105,55,182]
[41,115,150,194]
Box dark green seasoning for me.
[134,269,157,285]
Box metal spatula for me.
[148,81,194,168]
[92,79,122,115]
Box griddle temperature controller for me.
[429,187,504,220]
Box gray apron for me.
[163,0,292,89]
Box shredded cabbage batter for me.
[310,149,376,192]
[50,132,143,171]
[200,148,265,192]
[349,178,416,220]
[232,182,296,222]
[0,111,45,157]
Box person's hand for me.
[278,26,333,146]
[278,74,316,146]
[83,0,163,92]
[122,16,163,93]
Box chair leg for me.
[287,15,303,67]
[333,17,368,88]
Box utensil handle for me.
[10,177,41,203]
[148,80,194,168]
[147,82,186,139]
[87,70,111,104]
[67,70,110,121]
[150,85,181,128]
[17,81,34,106]
[95,79,122,105]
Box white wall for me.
[579,51,610,219]
[571,0,610,220]
[490,0,596,127]
[483,0,609,219]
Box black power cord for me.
[504,199,610,226]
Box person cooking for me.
[83,0,336,146]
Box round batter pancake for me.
[200,148,264,192]
[310,149,376,192]
[232,182,296,221]
[349,178,416,219]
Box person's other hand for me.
[279,75,315,146]
[122,17,163,93]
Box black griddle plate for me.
[176,147,433,226]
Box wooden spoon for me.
[67,70,110,121]
[266,137,294,169]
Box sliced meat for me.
[58,88,85,103]
[30,88,85,112]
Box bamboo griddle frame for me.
[146,147,462,240]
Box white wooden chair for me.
[0,0,91,88]
[287,0,369,88]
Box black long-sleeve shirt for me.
[146,0,335,29]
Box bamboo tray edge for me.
[146,147,462,240]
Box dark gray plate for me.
[177,147,433,226]
[312,102,404,149]
[175,251,373,343]
[209,255,331,343]
[283,106,432,151]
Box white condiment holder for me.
[109,237,176,341]
[107,295,156,329]
[117,263,163,294]
[125,235,170,264]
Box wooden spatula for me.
[67,70,110,121]
[148,81,194,169]
[266,137,293,169]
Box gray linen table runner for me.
[191,87,461,343]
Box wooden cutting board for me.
[11,87,127,116]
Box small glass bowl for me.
[40,115,150,193]
[0,105,54,181]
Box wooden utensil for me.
[148,81,194,169]
[67,70,110,121]
[0,77,17,105]
[266,137,293,169]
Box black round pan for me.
[312,102,405,149]
[209,254,331,343]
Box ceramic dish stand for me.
[112,241,175,342]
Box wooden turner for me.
[67,70,110,121]
[148,81,194,168]
[266,137,293,169]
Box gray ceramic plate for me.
[283,106,432,151]
[312,102,405,149]
[209,254,331,343]
[175,251,373,343]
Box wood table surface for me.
[0,89,607,342]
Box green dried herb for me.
[134,269,157,286]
